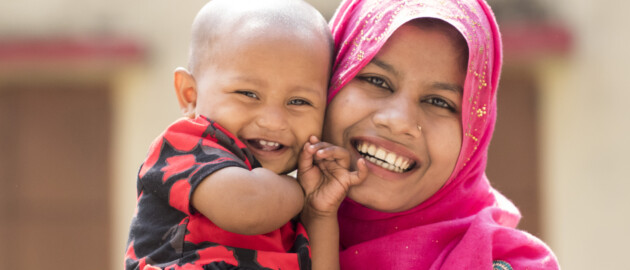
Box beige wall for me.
[540,1,630,268]
[2,0,629,269]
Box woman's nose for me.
[255,105,288,131]
[372,96,421,138]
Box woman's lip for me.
[349,147,417,181]
[351,136,419,163]
[350,136,420,177]
[363,157,416,180]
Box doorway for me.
[0,81,111,269]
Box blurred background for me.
[1,0,628,269]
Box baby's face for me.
[193,31,330,174]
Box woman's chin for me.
[347,184,411,213]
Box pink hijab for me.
[328,0,559,269]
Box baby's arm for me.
[191,166,304,235]
[298,136,367,270]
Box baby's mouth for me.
[354,141,415,173]
[247,139,284,151]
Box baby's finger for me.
[309,142,336,161]
[341,158,369,188]
[315,146,352,168]
[308,135,320,145]
[297,142,315,172]
[353,158,369,184]
[308,140,334,150]
[313,148,336,162]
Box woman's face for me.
[323,23,466,212]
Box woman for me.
[323,0,559,268]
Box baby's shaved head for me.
[188,0,333,76]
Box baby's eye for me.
[288,98,312,106]
[236,90,258,99]
[359,75,391,90]
[424,97,455,112]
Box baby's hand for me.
[297,136,367,221]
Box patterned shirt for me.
[125,116,310,270]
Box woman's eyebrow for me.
[371,58,399,77]
[431,82,463,95]
[371,58,463,94]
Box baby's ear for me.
[174,67,197,118]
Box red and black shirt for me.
[125,116,310,270]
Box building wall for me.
[2,0,629,269]
[539,1,630,268]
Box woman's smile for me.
[353,139,417,173]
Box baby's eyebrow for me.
[234,76,267,87]
[293,86,326,99]
[233,75,325,99]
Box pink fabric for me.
[328,0,559,269]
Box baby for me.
[124,0,363,269]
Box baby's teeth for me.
[259,140,279,147]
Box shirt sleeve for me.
[137,117,260,215]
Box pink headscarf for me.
[328,0,559,269]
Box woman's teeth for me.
[356,142,413,173]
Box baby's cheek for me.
[281,152,300,175]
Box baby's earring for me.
[417,124,422,131]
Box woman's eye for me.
[236,90,258,99]
[425,97,455,112]
[359,76,391,90]
[288,98,312,106]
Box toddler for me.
[124,0,360,269]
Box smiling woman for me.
[325,20,466,212]
[325,0,560,269]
